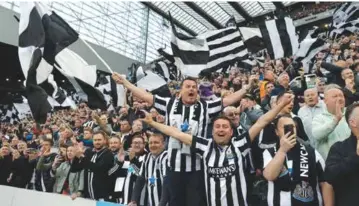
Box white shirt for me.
[298,100,326,148]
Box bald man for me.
[298,88,326,147]
[312,84,351,159]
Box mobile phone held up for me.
[135,110,146,119]
[284,124,294,136]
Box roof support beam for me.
[141,2,197,36]
[228,2,251,21]
[273,2,286,10]
[183,2,223,29]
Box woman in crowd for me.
[51,145,84,200]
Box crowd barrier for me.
[0,185,125,206]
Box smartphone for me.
[135,110,146,119]
[284,124,294,136]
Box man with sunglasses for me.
[108,135,147,204]
[223,106,244,134]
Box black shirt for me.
[325,134,359,206]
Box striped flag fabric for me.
[253,50,266,67]
[171,23,210,77]
[259,17,299,60]
[295,37,330,73]
[328,2,359,38]
[156,49,181,81]
[95,71,126,109]
[331,2,359,27]
[136,70,171,98]
[18,2,78,123]
[39,74,67,105]
[19,2,111,116]
[128,63,145,84]
[201,27,248,75]
[239,27,266,53]
[329,20,359,39]
[170,13,248,77]
[154,61,171,82]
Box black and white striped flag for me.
[295,37,329,73]
[201,26,248,75]
[95,71,126,110]
[239,27,266,53]
[153,61,171,82]
[156,49,181,81]
[170,14,247,77]
[328,2,359,38]
[136,70,171,98]
[253,50,266,67]
[128,63,145,84]
[259,17,299,60]
[40,74,67,105]
[332,2,359,27]
[171,23,210,77]
[18,2,78,123]
[54,50,107,111]
[329,20,359,39]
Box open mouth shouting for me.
[188,92,195,98]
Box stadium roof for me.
[142,1,298,36]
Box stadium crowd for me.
[288,2,342,20]
[2,21,359,206]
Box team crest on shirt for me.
[225,149,234,160]
[279,166,289,177]
[128,165,135,174]
[292,181,314,202]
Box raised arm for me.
[223,86,249,107]
[222,76,257,107]
[141,113,192,145]
[112,72,154,105]
[248,93,294,141]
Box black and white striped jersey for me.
[108,152,148,205]
[192,133,252,206]
[153,95,222,172]
[139,150,168,206]
[83,120,97,129]
[262,145,325,206]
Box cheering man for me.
[113,72,256,206]
[108,134,148,205]
[129,133,167,206]
[71,131,114,201]
[140,93,294,205]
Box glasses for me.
[226,112,239,117]
[132,142,144,145]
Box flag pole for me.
[80,38,114,74]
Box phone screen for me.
[135,110,146,119]
[284,124,294,136]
